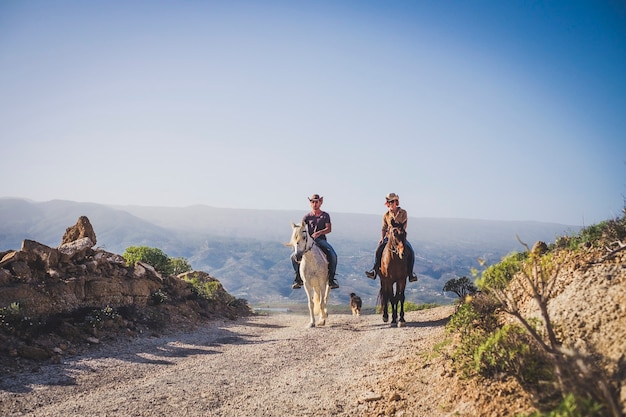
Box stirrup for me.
[292,280,302,289]
[365,269,376,279]
[409,273,418,282]
[329,279,339,289]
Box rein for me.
[294,227,316,262]
[386,227,405,256]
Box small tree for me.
[442,276,477,299]
[170,257,192,275]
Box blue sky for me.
[1,1,625,225]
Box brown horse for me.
[378,225,408,327]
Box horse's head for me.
[286,222,313,262]
[387,226,406,259]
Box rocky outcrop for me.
[0,217,164,317]
[0,216,251,364]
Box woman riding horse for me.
[365,193,418,282]
[378,224,409,325]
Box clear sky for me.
[1,1,625,226]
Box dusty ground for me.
[0,305,496,417]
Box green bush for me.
[182,273,236,305]
[474,323,548,383]
[476,251,526,291]
[170,257,192,275]
[122,246,192,276]
[556,210,626,251]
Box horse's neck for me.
[302,244,327,266]
[385,239,401,256]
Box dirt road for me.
[0,306,456,417]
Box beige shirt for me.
[381,207,408,239]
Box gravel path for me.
[0,306,455,417]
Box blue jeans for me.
[291,238,338,281]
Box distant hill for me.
[0,198,579,305]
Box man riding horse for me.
[291,194,339,290]
[365,192,418,282]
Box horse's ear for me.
[291,221,296,228]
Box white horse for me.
[286,222,330,327]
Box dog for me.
[349,292,362,317]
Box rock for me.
[0,268,13,285]
[58,237,94,261]
[10,261,32,280]
[133,261,163,283]
[18,345,50,360]
[21,239,59,269]
[358,391,383,403]
[531,241,548,256]
[61,216,97,246]
[0,251,21,268]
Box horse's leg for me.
[390,284,398,327]
[303,285,315,328]
[315,285,326,327]
[380,284,390,323]
[320,282,330,325]
[398,279,407,328]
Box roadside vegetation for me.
[441,207,626,417]
[122,246,192,275]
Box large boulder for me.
[61,216,97,247]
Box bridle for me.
[294,225,315,262]
[386,226,406,258]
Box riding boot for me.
[292,273,303,289]
[365,241,384,279]
[328,273,339,289]
[406,242,418,282]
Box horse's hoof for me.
[318,320,326,326]
[307,322,315,328]
[398,321,406,328]
[383,317,389,323]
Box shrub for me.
[476,251,525,291]
[443,276,478,299]
[85,305,120,329]
[557,211,626,251]
[122,246,192,276]
[151,289,168,304]
[182,272,236,305]
[170,257,192,275]
[0,302,44,336]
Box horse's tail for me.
[376,287,384,310]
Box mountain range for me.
[0,197,580,306]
